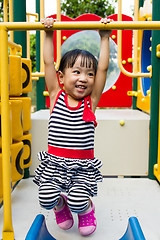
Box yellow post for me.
[9,0,14,42]
[27,14,30,59]
[26,13,39,59]
[0,27,14,240]
[3,0,8,22]
[56,0,61,69]
[133,0,139,74]
[40,0,45,72]
[117,0,151,78]
[154,85,160,182]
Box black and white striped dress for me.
[34,90,103,197]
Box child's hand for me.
[99,18,113,38]
[41,17,57,29]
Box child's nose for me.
[79,73,87,82]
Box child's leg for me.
[53,194,74,230]
[67,183,96,236]
[67,183,90,213]
[39,181,74,230]
[39,181,61,209]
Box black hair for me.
[58,49,98,75]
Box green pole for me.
[149,0,160,179]
[13,0,26,58]
[139,0,144,7]
[133,0,144,109]
[36,0,46,110]
[132,81,137,110]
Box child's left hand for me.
[99,18,113,38]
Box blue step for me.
[120,217,146,240]
[25,214,56,240]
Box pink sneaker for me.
[53,194,74,230]
[78,200,97,236]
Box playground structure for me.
[25,215,145,240]
[1,0,160,239]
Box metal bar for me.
[154,79,160,181]
[0,27,14,240]
[40,0,44,72]
[26,13,39,21]
[8,40,22,55]
[149,0,160,180]
[36,0,45,110]
[133,0,139,74]
[4,0,8,22]
[117,0,151,78]
[8,40,21,50]
[1,21,160,31]
[31,77,39,81]
[56,0,61,69]
[32,72,45,77]
[9,0,14,42]
[133,0,143,109]
[27,14,30,58]
[26,13,39,59]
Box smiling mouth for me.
[76,85,87,89]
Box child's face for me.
[59,56,95,100]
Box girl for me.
[33,17,112,236]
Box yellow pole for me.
[8,40,22,55]
[3,0,8,22]
[133,0,139,73]
[0,27,14,240]
[27,12,39,20]
[56,0,61,69]
[9,0,14,42]
[40,0,45,72]
[32,72,45,77]
[154,87,160,181]
[27,14,30,59]
[117,0,151,78]
[1,21,160,31]
[26,13,39,59]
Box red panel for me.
[98,14,133,107]
[45,14,133,108]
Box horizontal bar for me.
[26,12,38,17]
[31,72,45,77]
[31,77,39,81]
[26,13,39,22]
[1,21,160,31]
[8,40,21,50]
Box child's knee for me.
[67,185,90,213]
[39,182,61,210]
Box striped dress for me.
[33,90,103,197]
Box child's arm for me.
[41,18,61,110]
[91,18,112,113]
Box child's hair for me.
[58,49,98,75]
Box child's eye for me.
[73,70,80,74]
[88,72,94,76]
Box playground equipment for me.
[25,215,145,240]
[119,217,146,240]
[1,0,160,239]
[25,214,56,240]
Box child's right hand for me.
[41,17,57,29]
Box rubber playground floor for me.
[0,177,160,240]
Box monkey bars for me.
[0,21,160,31]
[1,20,160,240]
